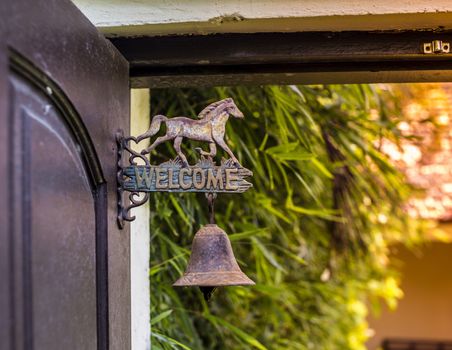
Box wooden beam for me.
[110,31,452,87]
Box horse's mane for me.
[197,98,232,120]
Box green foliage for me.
[148,85,418,350]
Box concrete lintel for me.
[72,0,452,37]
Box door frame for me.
[8,51,108,350]
[1,0,131,349]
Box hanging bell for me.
[173,224,255,288]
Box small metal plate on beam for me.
[423,40,450,54]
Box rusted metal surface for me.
[137,98,244,165]
[207,193,216,225]
[123,158,252,193]
[173,224,255,287]
[116,129,150,227]
[175,195,254,299]
[117,97,253,227]
[118,98,254,295]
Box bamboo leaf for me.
[151,309,174,326]
[204,314,268,350]
[152,332,192,350]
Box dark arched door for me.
[0,1,130,349]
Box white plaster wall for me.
[72,0,452,36]
[130,89,151,350]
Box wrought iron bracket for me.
[116,129,150,229]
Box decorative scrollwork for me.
[116,130,151,229]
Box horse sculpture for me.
[137,98,244,166]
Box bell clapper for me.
[200,286,217,302]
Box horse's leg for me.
[173,136,189,166]
[141,135,173,155]
[207,142,217,158]
[196,142,217,158]
[214,137,240,165]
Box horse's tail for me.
[137,115,167,142]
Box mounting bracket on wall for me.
[116,129,151,229]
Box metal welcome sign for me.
[117,98,255,298]
[122,158,252,193]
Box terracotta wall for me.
[367,238,452,349]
